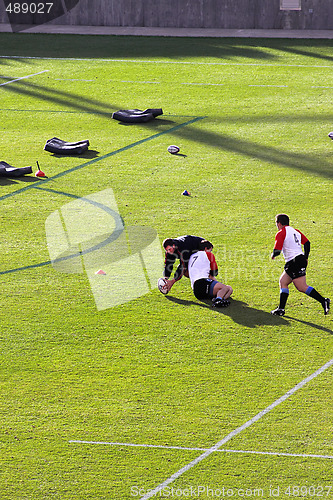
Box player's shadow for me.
[215,299,289,328]
[166,296,289,328]
[285,316,333,336]
[166,295,210,309]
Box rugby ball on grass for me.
[157,277,169,295]
[167,145,180,154]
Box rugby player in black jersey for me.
[163,235,213,293]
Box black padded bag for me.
[0,161,32,177]
[44,137,89,155]
[112,108,163,123]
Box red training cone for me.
[35,169,46,177]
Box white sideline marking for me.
[69,440,333,460]
[54,78,94,81]
[139,357,333,499]
[0,70,49,86]
[120,80,161,84]
[181,82,225,86]
[0,55,331,69]
[249,84,288,87]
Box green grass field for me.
[0,33,332,499]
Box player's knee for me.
[279,277,285,288]
[228,285,233,296]
[293,278,308,293]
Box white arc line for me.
[69,440,333,460]
[0,70,49,86]
[139,357,333,500]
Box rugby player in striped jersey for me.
[271,214,330,316]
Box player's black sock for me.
[279,288,289,309]
[306,286,325,304]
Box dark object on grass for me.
[0,161,32,177]
[328,132,333,139]
[112,108,163,123]
[44,137,90,155]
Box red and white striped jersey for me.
[274,225,308,262]
[188,251,218,287]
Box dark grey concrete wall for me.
[1,0,333,30]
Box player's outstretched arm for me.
[271,249,281,260]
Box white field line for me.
[138,357,333,500]
[0,74,295,90]
[69,440,333,460]
[249,84,288,87]
[0,55,332,69]
[181,82,225,86]
[120,80,161,84]
[54,78,94,81]
[117,80,284,88]
[0,70,49,86]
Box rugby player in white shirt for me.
[188,250,233,308]
[271,214,330,316]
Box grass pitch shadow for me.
[0,174,43,185]
[47,149,100,159]
[1,35,332,65]
[117,118,176,127]
[171,121,333,180]
[0,177,18,186]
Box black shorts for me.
[193,278,218,300]
[284,254,307,280]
